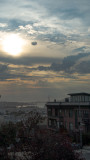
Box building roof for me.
[46,102,61,106]
[68,92,90,96]
[46,102,90,108]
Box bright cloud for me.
[0,0,90,101]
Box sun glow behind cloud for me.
[0,0,90,101]
[2,34,24,56]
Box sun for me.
[2,34,24,56]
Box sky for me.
[0,0,90,102]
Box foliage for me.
[0,122,16,147]
[0,111,86,160]
[15,111,85,160]
[16,111,43,142]
[82,133,90,145]
[19,130,85,160]
[0,122,16,160]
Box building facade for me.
[46,93,90,133]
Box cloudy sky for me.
[0,0,90,102]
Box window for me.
[65,121,67,129]
[51,120,57,127]
[78,110,81,116]
[75,110,78,129]
[48,119,52,126]
[60,122,63,125]
[59,109,62,116]
[83,110,89,118]
[48,108,52,116]
[55,109,58,117]
[69,122,73,131]
[69,109,73,117]
[64,110,67,116]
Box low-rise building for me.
[46,93,90,133]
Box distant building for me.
[46,93,90,133]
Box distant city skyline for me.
[0,0,90,102]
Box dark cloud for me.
[0,55,62,65]
[31,41,37,45]
[0,64,8,72]
[37,0,90,25]
[37,32,66,44]
[0,52,90,83]
[75,61,90,74]
[8,19,26,31]
[0,19,34,32]
[36,53,90,74]
[0,63,35,82]
[73,47,87,53]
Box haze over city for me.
[0,0,90,102]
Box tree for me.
[16,111,43,143]
[0,122,16,160]
[15,111,85,160]
[0,111,85,160]
[20,130,85,160]
[0,122,16,147]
